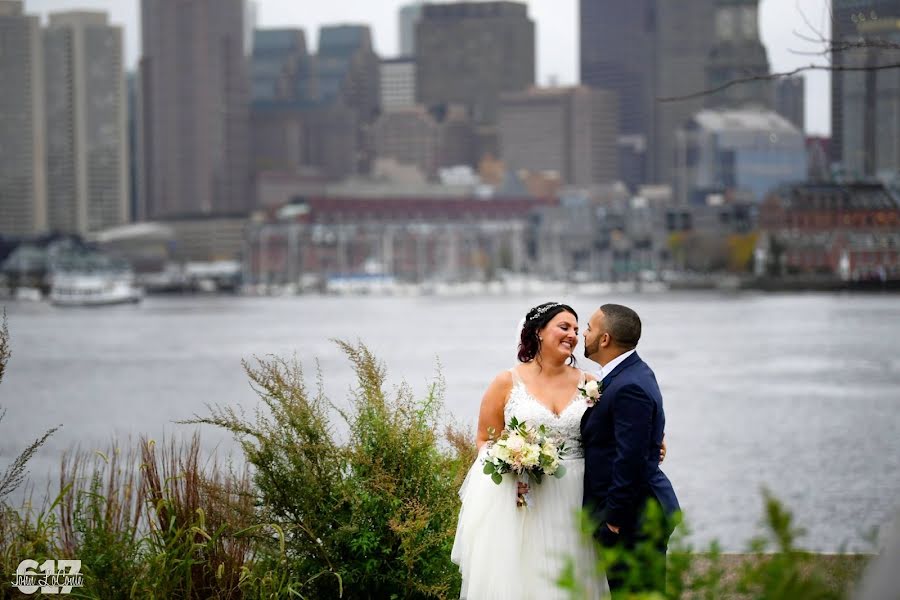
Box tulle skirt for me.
[451,450,609,600]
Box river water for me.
[2,291,899,551]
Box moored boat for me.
[50,271,143,307]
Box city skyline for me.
[23,0,833,135]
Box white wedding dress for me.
[451,368,609,599]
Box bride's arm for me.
[475,371,513,450]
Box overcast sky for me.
[23,0,834,135]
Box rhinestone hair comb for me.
[528,302,562,321]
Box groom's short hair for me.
[600,303,641,349]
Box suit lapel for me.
[601,351,641,389]
[581,353,642,430]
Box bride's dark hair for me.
[518,302,578,366]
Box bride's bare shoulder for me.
[479,370,514,408]
[489,369,514,389]
[582,369,599,382]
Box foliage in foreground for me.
[188,341,470,599]
[0,322,881,598]
[558,491,873,600]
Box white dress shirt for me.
[598,348,636,380]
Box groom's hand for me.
[597,522,620,547]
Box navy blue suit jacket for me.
[581,352,679,530]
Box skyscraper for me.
[0,0,47,236]
[416,2,534,158]
[831,0,900,164]
[317,25,380,123]
[706,0,772,110]
[251,29,314,104]
[317,25,380,173]
[139,0,249,219]
[44,11,129,235]
[398,1,424,57]
[579,0,655,185]
[842,17,900,178]
[579,0,716,188]
[653,0,717,187]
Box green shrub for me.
[188,341,467,600]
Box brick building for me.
[758,182,900,280]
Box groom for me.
[581,303,679,596]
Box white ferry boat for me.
[50,272,143,307]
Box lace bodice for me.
[503,368,587,459]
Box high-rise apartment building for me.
[706,0,772,109]
[775,76,805,132]
[579,0,716,188]
[44,11,128,235]
[0,0,47,236]
[831,0,900,164]
[380,58,416,111]
[499,86,618,186]
[139,0,249,219]
[416,2,534,158]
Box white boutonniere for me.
[578,379,602,407]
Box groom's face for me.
[583,310,607,360]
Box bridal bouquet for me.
[482,417,567,508]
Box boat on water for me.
[49,271,143,307]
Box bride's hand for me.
[659,436,667,464]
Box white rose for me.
[583,380,600,400]
[505,432,526,453]
[493,443,512,464]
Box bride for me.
[451,302,609,599]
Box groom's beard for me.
[584,338,599,360]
